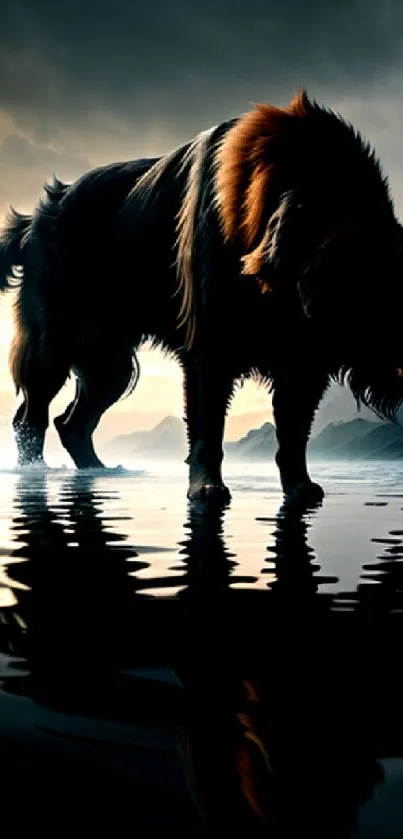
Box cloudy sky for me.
[1,0,403,454]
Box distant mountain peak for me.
[153,415,183,431]
[104,414,186,460]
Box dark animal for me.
[1,89,403,503]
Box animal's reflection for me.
[356,529,403,617]
[265,497,336,609]
[2,473,152,718]
[177,497,390,836]
[0,476,402,836]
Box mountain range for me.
[310,418,403,460]
[103,416,188,460]
[103,415,403,461]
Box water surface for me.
[1,460,403,835]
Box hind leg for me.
[12,352,70,466]
[54,349,136,469]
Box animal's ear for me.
[241,191,301,278]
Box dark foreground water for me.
[1,461,403,835]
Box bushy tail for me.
[0,209,32,394]
[0,208,32,292]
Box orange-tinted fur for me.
[215,89,310,275]
[9,303,28,396]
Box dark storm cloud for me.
[2,0,403,141]
[2,0,403,219]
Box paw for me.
[284,481,324,506]
[187,482,231,506]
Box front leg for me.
[272,369,329,502]
[184,356,233,504]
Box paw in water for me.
[284,481,324,503]
[188,482,231,506]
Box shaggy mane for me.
[213,88,389,282]
[215,89,312,253]
[174,90,320,347]
[176,127,217,348]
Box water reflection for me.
[3,474,150,709]
[263,498,337,611]
[0,474,402,834]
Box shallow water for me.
[1,459,403,834]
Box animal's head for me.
[215,89,403,417]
